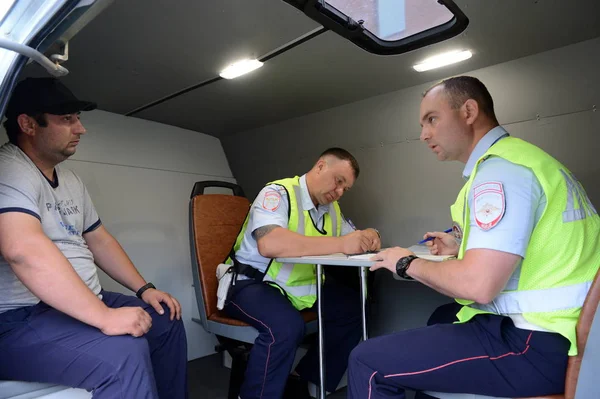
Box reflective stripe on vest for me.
[470,281,591,314]
[329,201,338,236]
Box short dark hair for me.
[319,147,360,179]
[3,113,48,144]
[424,76,498,123]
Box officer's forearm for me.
[406,249,519,304]
[257,227,344,258]
[406,258,480,300]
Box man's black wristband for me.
[136,282,156,299]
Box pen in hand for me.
[418,228,453,244]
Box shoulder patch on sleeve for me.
[473,181,505,231]
[262,190,281,211]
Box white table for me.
[277,245,451,398]
[275,253,374,399]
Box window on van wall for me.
[0,0,84,121]
[0,1,71,87]
[281,0,468,55]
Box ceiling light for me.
[219,59,264,79]
[413,50,472,72]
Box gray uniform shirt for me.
[0,143,102,313]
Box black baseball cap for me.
[5,77,97,119]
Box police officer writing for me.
[347,76,599,398]
[224,148,381,399]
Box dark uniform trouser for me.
[348,303,570,399]
[0,290,188,399]
[224,274,362,399]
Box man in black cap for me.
[0,78,188,398]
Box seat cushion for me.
[209,309,317,327]
[424,391,564,399]
[424,392,506,399]
[0,381,91,399]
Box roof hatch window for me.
[281,0,468,55]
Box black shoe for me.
[283,374,311,399]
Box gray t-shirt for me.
[0,143,102,313]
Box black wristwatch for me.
[136,282,156,299]
[396,255,418,280]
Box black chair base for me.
[216,336,252,399]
